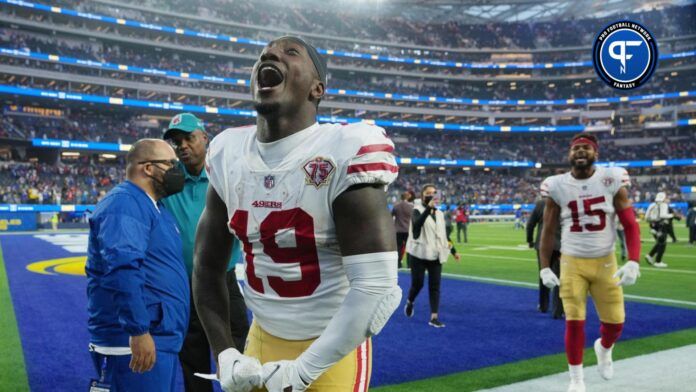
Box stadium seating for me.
[0,0,693,208]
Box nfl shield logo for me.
[264,175,275,189]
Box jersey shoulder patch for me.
[599,167,630,195]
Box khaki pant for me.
[246,321,372,392]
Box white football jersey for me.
[206,122,398,340]
[540,166,630,258]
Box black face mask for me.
[150,164,185,197]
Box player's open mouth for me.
[257,63,284,91]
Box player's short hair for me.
[401,191,412,200]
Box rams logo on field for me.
[303,157,335,188]
[592,21,658,90]
[27,256,86,276]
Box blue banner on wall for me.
[0,212,37,231]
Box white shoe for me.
[567,365,585,392]
[654,262,668,268]
[567,379,586,392]
[594,338,614,380]
[645,254,656,266]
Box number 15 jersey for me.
[540,166,629,258]
[205,122,398,340]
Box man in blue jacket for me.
[86,138,189,391]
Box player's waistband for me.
[250,319,318,346]
[561,253,616,264]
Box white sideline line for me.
[458,253,696,275]
[482,345,696,392]
[441,272,696,307]
[442,272,536,288]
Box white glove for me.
[218,348,263,392]
[540,267,560,289]
[614,261,640,286]
[262,360,309,392]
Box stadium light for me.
[535,162,542,169]
[61,152,80,157]
[463,167,470,171]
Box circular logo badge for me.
[592,21,658,90]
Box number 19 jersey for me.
[205,122,398,340]
[540,166,629,258]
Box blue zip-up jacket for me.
[86,181,190,353]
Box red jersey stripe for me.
[347,163,399,174]
[356,144,394,155]
[353,342,364,392]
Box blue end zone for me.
[2,234,696,390]
[372,272,696,386]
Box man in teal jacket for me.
[162,113,249,392]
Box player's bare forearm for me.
[193,185,236,358]
[539,197,560,269]
[613,186,633,211]
[333,184,397,255]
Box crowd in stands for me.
[5,3,695,76]
[3,109,695,162]
[391,129,696,162]
[0,158,688,207]
[59,0,696,56]
[0,160,123,205]
[0,1,694,208]
[0,110,246,144]
[2,29,694,115]
[389,167,692,207]
[2,28,694,116]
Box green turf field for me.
[0,244,30,391]
[1,223,693,391]
[376,221,696,391]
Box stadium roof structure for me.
[288,0,693,24]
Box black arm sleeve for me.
[411,207,431,240]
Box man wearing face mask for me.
[86,139,189,391]
[162,113,249,392]
[404,184,460,328]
